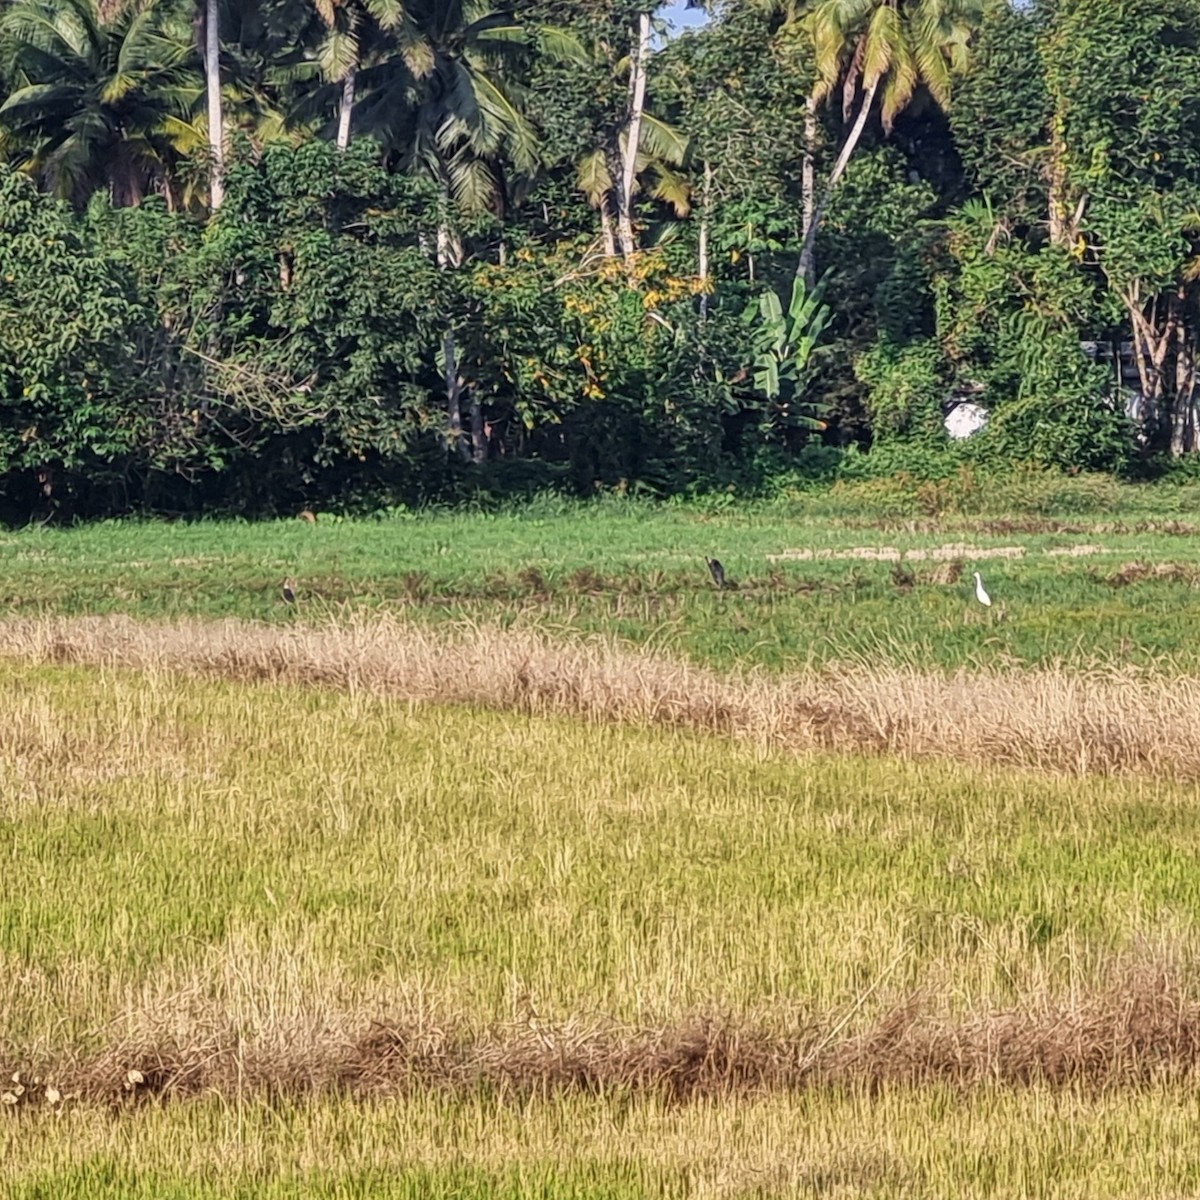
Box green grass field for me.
[6,485,1200,1196]
[4,485,1200,671]
[11,1087,1200,1198]
[6,660,1199,1044]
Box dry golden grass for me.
[1,612,1198,780]
[766,541,1032,562]
[1,618,1198,1104]
[1103,560,1200,587]
[5,641,1200,1199]
[5,955,1197,1111]
[3,611,1200,1174]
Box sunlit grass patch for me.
[8,1086,1200,1198]
[6,639,1200,1193]
[3,654,1200,1066]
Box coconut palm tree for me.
[0,0,194,206]
[769,0,983,283]
[575,113,689,258]
[348,1,585,461]
[307,0,427,150]
[352,2,584,216]
[573,10,690,263]
[78,0,298,208]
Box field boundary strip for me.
[0,614,1198,781]
[4,959,1199,1109]
[765,542,1108,563]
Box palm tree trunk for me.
[599,197,617,257]
[796,81,877,285]
[336,67,357,151]
[617,10,651,260]
[437,222,470,462]
[203,0,225,209]
[801,95,817,256]
[698,159,712,320]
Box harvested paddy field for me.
[7,494,1200,1196]
[3,616,1200,1196]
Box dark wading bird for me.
[706,557,728,589]
[281,579,297,605]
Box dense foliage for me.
[0,0,1198,518]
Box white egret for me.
[973,571,992,607]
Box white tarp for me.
[944,402,989,440]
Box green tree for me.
[528,3,688,261]
[0,0,194,206]
[931,196,1127,471]
[778,0,983,284]
[1042,0,1200,454]
[0,165,148,511]
[172,139,449,498]
[347,1,585,462]
[352,2,582,215]
[657,3,811,289]
[950,0,1051,227]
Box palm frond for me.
[862,1,901,91]
[913,36,953,106]
[312,0,339,27]
[438,55,483,138]
[880,29,917,129]
[649,162,691,217]
[317,25,360,81]
[471,68,539,173]
[396,20,435,78]
[534,25,589,66]
[576,147,611,207]
[363,0,409,29]
[637,112,688,166]
[443,144,497,215]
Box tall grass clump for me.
[3,613,1200,779]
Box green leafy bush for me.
[0,168,148,515]
[855,339,948,443]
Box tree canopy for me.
[0,0,1196,520]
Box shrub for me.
[855,339,949,444]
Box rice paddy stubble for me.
[2,612,1200,780]
[3,656,1200,1073]
[9,1085,1200,1198]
